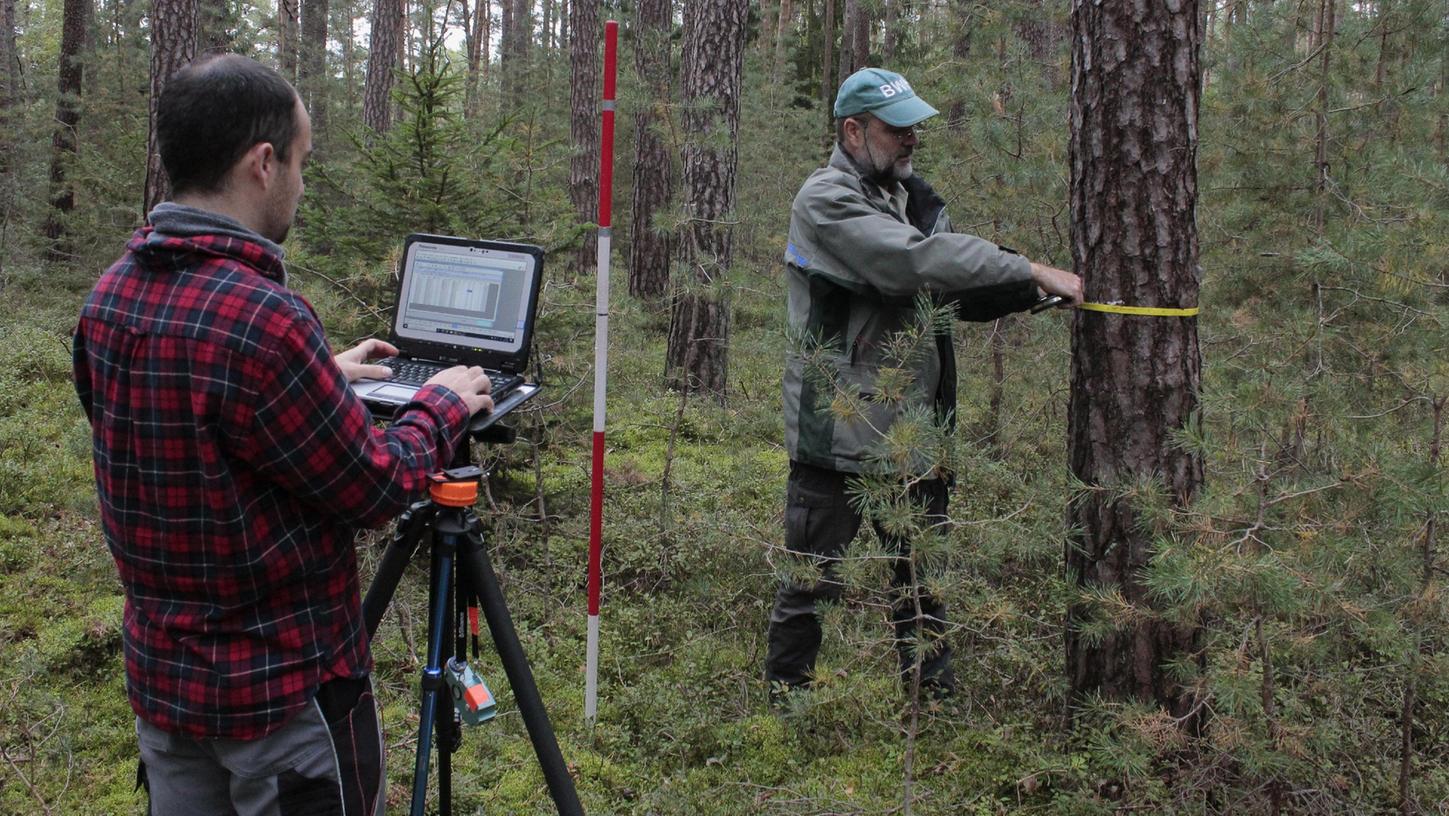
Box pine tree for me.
[1064,0,1205,722]
[665,0,747,397]
[627,0,673,300]
[141,0,196,214]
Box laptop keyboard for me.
[377,358,522,395]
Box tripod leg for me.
[411,515,462,816]
[457,517,585,816]
[363,500,437,640]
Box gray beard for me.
[846,148,907,188]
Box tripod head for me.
[428,465,488,507]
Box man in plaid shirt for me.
[73,54,494,815]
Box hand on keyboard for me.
[334,339,401,383]
[425,365,494,416]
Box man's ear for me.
[237,141,277,188]
[842,117,866,149]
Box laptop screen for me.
[394,238,538,355]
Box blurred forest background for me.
[1,0,1447,813]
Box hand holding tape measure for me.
[1026,262,1198,317]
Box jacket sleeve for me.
[235,306,472,529]
[795,176,1038,315]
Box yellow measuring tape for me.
[1078,302,1200,317]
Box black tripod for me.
[362,424,583,816]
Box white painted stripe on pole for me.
[593,232,611,430]
[584,614,600,722]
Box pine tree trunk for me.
[1312,0,1335,234]
[502,0,531,110]
[465,0,488,116]
[279,0,299,80]
[558,0,567,52]
[1,0,18,282]
[851,0,867,68]
[499,0,513,100]
[820,0,834,113]
[0,0,17,104]
[45,0,90,256]
[1015,3,1063,88]
[837,0,857,81]
[568,0,600,277]
[139,0,194,217]
[363,0,402,134]
[665,0,745,398]
[947,0,977,131]
[772,0,793,81]
[199,0,233,52]
[1373,0,1391,93]
[760,0,778,63]
[1064,0,1205,724]
[300,0,328,131]
[339,0,357,114]
[629,0,673,300]
[882,0,899,61]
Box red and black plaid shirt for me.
[73,227,470,739]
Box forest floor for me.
[0,232,1096,814]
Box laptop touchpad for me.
[369,384,417,403]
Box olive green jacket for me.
[783,147,1039,474]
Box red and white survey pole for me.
[585,19,618,725]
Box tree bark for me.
[338,0,357,112]
[1015,3,1064,88]
[139,0,195,217]
[501,0,532,109]
[44,0,90,256]
[299,0,328,131]
[0,0,17,104]
[279,0,299,79]
[760,0,777,62]
[1065,0,1205,724]
[837,0,857,81]
[629,0,673,299]
[199,0,233,52]
[772,0,793,82]
[499,0,513,98]
[946,0,977,131]
[820,0,834,114]
[464,0,489,117]
[1311,0,1335,234]
[363,0,403,134]
[515,0,533,104]
[1,0,19,282]
[568,0,600,277]
[665,0,746,397]
[882,0,900,61]
[851,0,867,68]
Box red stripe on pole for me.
[599,21,618,228]
[588,431,606,615]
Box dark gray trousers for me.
[135,675,385,816]
[765,460,955,693]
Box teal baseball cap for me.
[833,68,939,127]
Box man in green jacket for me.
[769,67,1082,699]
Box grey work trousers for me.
[765,460,955,693]
[135,675,385,816]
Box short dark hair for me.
[157,54,301,195]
